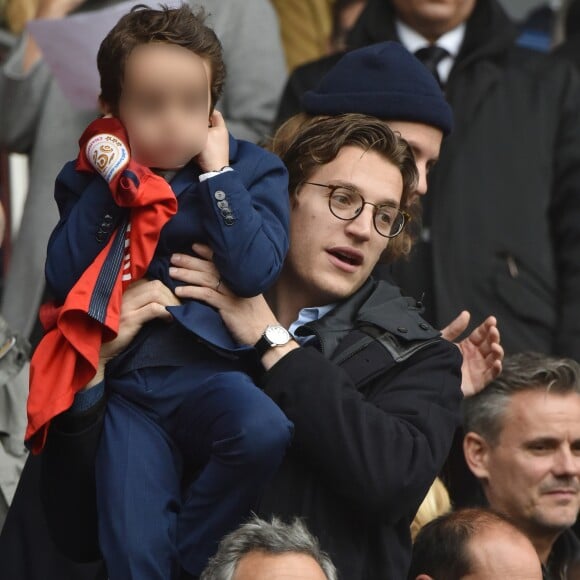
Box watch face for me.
[265,325,291,346]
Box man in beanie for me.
[277,0,580,362]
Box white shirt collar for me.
[395,19,466,84]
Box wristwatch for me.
[254,324,292,358]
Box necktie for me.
[414,45,450,88]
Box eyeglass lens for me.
[329,187,405,237]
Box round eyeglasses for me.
[304,182,411,238]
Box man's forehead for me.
[499,390,580,439]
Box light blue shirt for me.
[289,304,337,345]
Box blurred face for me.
[462,526,542,580]
[116,42,211,169]
[391,0,477,41]
[234,551,328,580]
[479,391,580,541]
[280,145,403,307]
[386,121,443,198]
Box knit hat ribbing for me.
[302,41,453,135]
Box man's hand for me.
[196,111,230,173]
[85,280,179,388]
[169,244,299,370]
[441,311,504,397]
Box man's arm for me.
[260,340,463,521]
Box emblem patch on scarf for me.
[85,133,130,183]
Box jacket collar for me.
[296,278,440,358]
[347,0,518,74]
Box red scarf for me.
[26,118,177,453]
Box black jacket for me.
[278,0,580,360]
[34,279,462,580]
[256,280,463,578]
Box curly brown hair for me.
[97,4,225,114]
[270,113,420,263]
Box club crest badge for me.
[85,133,130,183]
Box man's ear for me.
[463,431,491,480]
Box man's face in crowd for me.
[391,0,477,40]
[386,121,443,198]
[234,551,328,580]
[461,525,542,580]
[115,42,212,169]
[282,145,403,307]
[465,390,580,540]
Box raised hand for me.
[196,111,229,173]
[86,279,179,388]
[76,117,131,184]
[442,311,503,397]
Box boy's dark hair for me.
[97,4,225,113]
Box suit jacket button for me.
[217,200,229,209]
[397,326,408,334]
[214,190,226,201]
[221,208,233,217]
[224,216,235,226]
[419,323,430,330]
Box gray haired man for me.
[200,516,337,580]
[463,352,580,579]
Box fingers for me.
[174,282,230,309]
[120,280,180,331]
[466,316,500,348]
[191,243,214,261]
[441,310,471,342]
[170,247,221,290]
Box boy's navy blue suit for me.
[45,134,294,579]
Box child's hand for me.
[76,117,131,184]
[196,111,230,174]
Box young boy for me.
[27,5,293,579]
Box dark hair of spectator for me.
[463,352,580,446]
[97,4,225,114]
[408,508,517,580]
[271,112,419,263]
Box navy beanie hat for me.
[302,41,453,136]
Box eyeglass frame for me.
[303,181,411,239]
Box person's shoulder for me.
[356,280,461,363]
